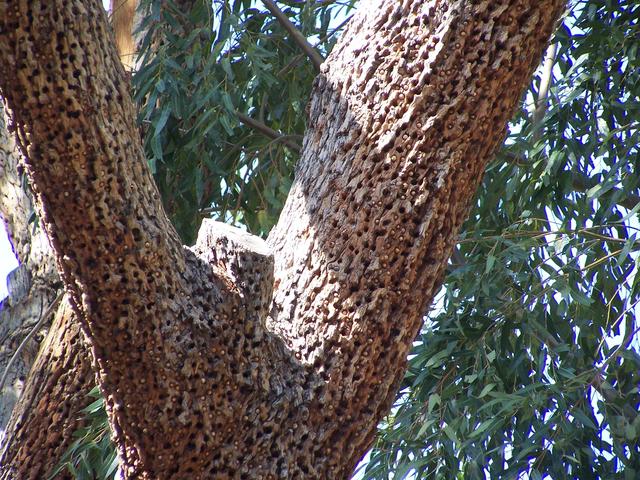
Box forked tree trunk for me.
[0,0,564,478]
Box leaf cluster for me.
[49,387,118,480]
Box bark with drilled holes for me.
[0,100,93,480]
[0,3,202,478]
[0,299,93,480]
[0,0,564,478]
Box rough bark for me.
[0,103,33,260]
[0,265,56,437]
[0,1,565,479]
[0,99,63,440]
[0,1,200,475]
[0,35,94,480]
[266,2,565,473]
[0,299,93,480]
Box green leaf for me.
[485,254,496,274]
[154,107,171,136]
[443,424,457,443]
[478,383,496,398]
[427,393,441,414]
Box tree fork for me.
[0,0,565,478]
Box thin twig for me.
[0,292,64,392]
[235,111,301,152]
[594,297,640,366]
[277,14,352,77]
[262,0,324,71]
[447,247,466,272]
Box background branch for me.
[262,0,324,71]
[532,42,557,144]
[235,111,301,152]
[0,293,63,392]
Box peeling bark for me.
[110,0,139,70]
[0,0,565,478]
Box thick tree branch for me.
[192,219,274,320]
[0,2,287,477]
[0,101,65,445]
[267,1,566,474]
[262,0,324,71]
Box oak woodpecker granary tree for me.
[0,0,564,478]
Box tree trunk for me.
[0,1,147,437]
[111,0,139,71]
[1,2,200,477]
[0,299,94,480]
[0,0,565,478]
[0,99,71,441]
[0,0,147,471]
[0,49,95,480]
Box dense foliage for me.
[134,0,354,242]
[57,0,640,478]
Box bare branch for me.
[235,111,301,152]
[262,0,324,71]
[532,42,557,144]
[277,14,352,77]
